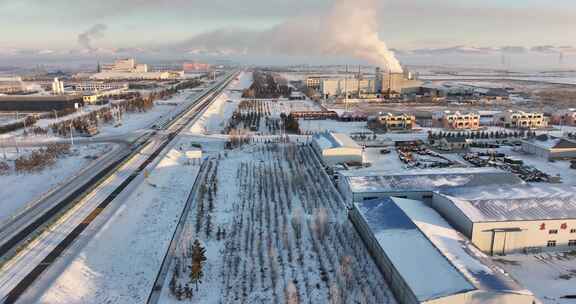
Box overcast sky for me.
[1,0,574,50]
[0,0,575,70]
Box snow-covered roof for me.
[523,135,576,150]
[312,132,361,150]
[441,184,576,222]
[356,197,530,302]
[342,168,523,194]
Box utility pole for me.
[70,122,74,146]
[344,64,349,111]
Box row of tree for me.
[428,129,536,141]
[14,143,70,173]
[169,239,207,300]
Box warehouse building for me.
[312,132,363,165]
[434,184,576,255]
[521,134,576,160]
[337,168,524,205]
[0,95,83,111]
[351,196,534,304]
[90,71,184,80]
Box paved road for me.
[0,140,132,259]
[0,71,239,304]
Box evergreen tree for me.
[190,239,207,291]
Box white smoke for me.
[176,0,403,73]
[78,24,107,51]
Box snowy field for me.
[0,89,202,141]
[495,252,576,304]
[190,72,253,135]
[158,143,397,304]
[272,99,322,116]
[26,137,202,304]
[0,143,112,224]
[298,120,370,135]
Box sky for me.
[0,0,575,68]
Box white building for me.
[101,58,148,73]
[436,184,576,255]
[0,77,23,94]
[337,168,524,205]
[90,71,184,80]
[521,134,576,160]
[351,196,534,304]
[320,78,376,97]
[312,132,363,165]
[74,81,129,92]
[51,78,65,95]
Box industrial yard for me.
[1,0,576,302]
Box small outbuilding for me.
[312,132,363,165]
[521,135,576,160]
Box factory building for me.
[351,196,534,304]
[435,184,576,255]
[74,81,129,92]
[495,110,547,129]
[339,167,576,256]
[337,168,524,205]
[0,77,24,94]
[320,78,376,98]
[51,78,65,95]
[520,134,576,160]
[101,58,148,73]
[90,71,184,80]
[309,67,422,98]
[375,68,423,95]
[433,111,480,130]
[0,95,83,111]
[312,132,363,165]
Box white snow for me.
[0,143,113,224]
[190,72,253,135]
[28,138,202,304]
[495,252,576,304]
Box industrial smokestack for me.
[176,0,403,73]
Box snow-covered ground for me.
[271,99,322,116]
[0,143,112,224]
[0,89,202,141]
[190,72,253,135]
[26,137,202,304]
[487,146,576,185]
[298,120,370,135]
[157,143,397,304]
[494,252,576,304]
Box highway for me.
[0,71,239,304]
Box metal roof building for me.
[350,197,534,304]
[311,132,363,165]
[337,168,524,205]
[431,184,576,255]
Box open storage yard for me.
[494,251,576,304]
[159,142,396,304]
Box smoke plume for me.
[177,0,403,72]
[78,24,107,50]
